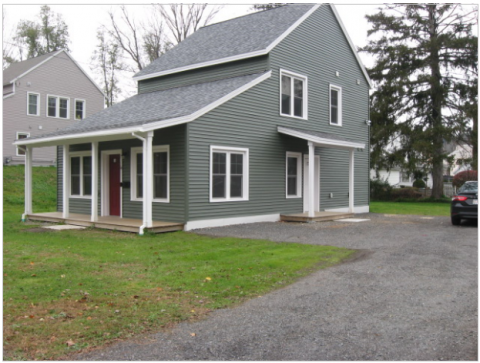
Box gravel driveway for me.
[78,213,477,360]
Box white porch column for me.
[62,145,70,219]
[349,149,355,213]
[143,131,154,228]
[22,146,33,221]
[308,142,315,218]
[91,141,99,222]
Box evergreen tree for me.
[363,4,478,198]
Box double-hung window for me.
[70,152,92,197]
[286,152,302,198]
[131,145,170,202]
[47,95,69,119]
[27,92,40,116]
[329,84,342,126]
[280,70,307,119]
[210,146,249,202]
[75,99,86,120]
[16,132,30,156]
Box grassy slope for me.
[3,166,354,360]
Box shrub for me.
[452,170,477,188]
[391,187,422,200]
[370,178,392,201]
[412,179,426,188]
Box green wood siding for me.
[138,56,269,94]
[186,5,369,221]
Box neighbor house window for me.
[286,152,302,198]
[16,132,30,156]
[210,146,249,202]
[329,84,342,126]
[280,69,307,119]
[131,145,170,202]
[27,92,40,116]
[75,99,85,120]
[400,171,410,183]
[70,153,92,197]
[47,95,69,119]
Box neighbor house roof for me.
[16,71,271,147]
[134,4,319,81]
[3,49,105,95]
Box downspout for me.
[132,132,147,235]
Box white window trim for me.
[286,152,302,198]
[27,92,40,116]
[210,145,249,203]
[69,151,92,199]
[46,94,70,119]
[329,84,342,126]
[74,98,86,120]
[16,132,30,156]
[130,145,170,203]
[279,69,308,120]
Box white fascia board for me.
[133,5,320,82]
[16,71,272,148]
[141,70,271,132]
[330,4,373,89]
[278,126,365,150]
[9,49,64,84]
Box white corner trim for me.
[278,126,365,150]
[133,5,320,82]
[10,49,64,85]
[330,4,373,89]
[15,71,271,148]
[184,214,280,231]
[325,205,370,214]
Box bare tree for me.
[91,30,124,107]
[3,10,17,69]
[157,4,221,44]
[142,8,172,64]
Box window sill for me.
[131,198,170,203]
[46,115,70,120]
[286,195,302,199]
[210,198,249,203]
[329,122,342,127]
[280,113,307,121]
[70,195,92,199]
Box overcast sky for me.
[3,2,381,100]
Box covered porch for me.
[278,126,366,222]
[26,212,183,233]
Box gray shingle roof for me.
[25,72,268,141]
[3,51,60,86]
[134,5,316,79]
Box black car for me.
[451,181,478,225]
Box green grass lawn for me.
[3,166,355,360]
[370,201,450,216]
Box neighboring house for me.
[444,143,473,176]
[15,4,372,233]
[3,50,105,165]
[370,169,433,188]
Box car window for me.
[459,182,478,193]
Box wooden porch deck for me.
[280,211,354,223]
[26,212,184,233]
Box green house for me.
[15,4,372,234]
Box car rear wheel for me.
[451,216,461,225]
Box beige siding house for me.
[3,50,105,165]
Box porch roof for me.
[15,71,270,148]
[278,126,366,150]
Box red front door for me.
[109,154,121,216]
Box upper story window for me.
[70,152,92,198]
[329,84,342,126]
[47,95,69,119]
[75,99,86,120]
[16,132,30,156]
[131,145,170,203]
[210,146,249,202]
[280,69,307,120]
[27,92,40,116]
